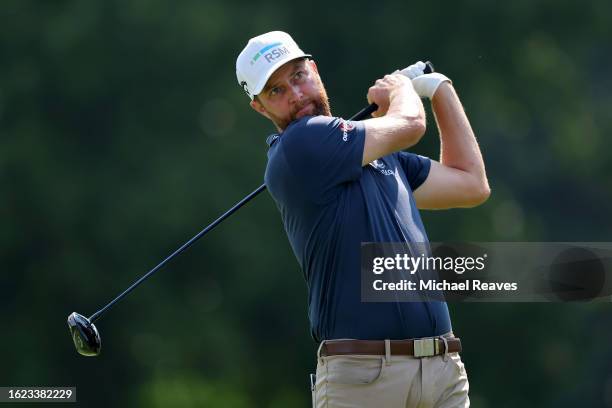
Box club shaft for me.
[88,61,434,323]
[89,184,267,322]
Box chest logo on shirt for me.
[339,120,355,141]
[369,160,395,176]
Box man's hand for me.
[366,74,417,118]
[398,61,428,80]
[361,73,425,166]
[396,60,451,99]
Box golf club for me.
[68,61,434,357]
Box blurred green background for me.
[1,0,611,406]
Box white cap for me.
[236,31,311,100]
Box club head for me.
[67,312,101,357]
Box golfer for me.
[236,31,489,408]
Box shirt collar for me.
[265,116,311,147]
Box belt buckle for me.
[413,338,437,358]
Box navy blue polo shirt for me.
[264,115,451,342]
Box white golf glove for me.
[398,61,428,80]
[396,61,452,99]
[412,73,451,99]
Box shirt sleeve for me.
[395,151,431,191]
[280,116,365,203]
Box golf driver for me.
[68,61,434,357]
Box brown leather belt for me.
[320,337,462,358]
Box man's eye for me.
[295,71,305,79]
[270,87,280,96]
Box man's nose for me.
[288,83,304,103]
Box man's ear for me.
[250,98,270,120]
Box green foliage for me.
[1,0,610,407]
[139,374,251,407]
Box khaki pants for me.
[311,337,469,408]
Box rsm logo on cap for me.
[251,43,290,65]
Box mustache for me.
[291,100,313,116]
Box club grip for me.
[349,61,434,121]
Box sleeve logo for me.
[339,120,355,142]
[369,159,394,176]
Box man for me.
[236,31,489,408]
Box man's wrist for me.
[431,81,453,102]
[412,73,452,99]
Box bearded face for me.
[250,59,331,131]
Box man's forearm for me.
[431,83,488,187]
